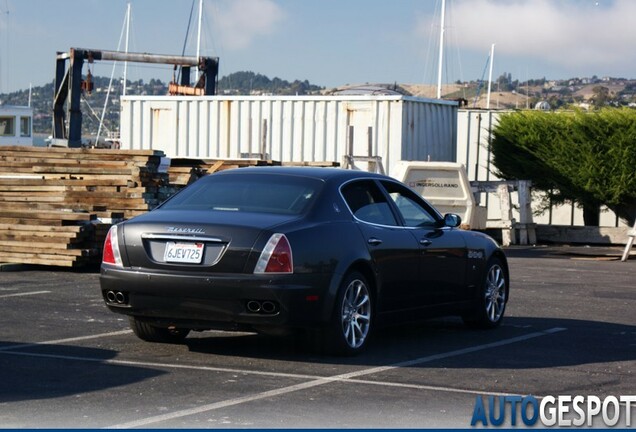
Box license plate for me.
[164,242,204,264]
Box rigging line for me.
[82,96,111,135]
[182,0,197,56]
[207,0,226,69]
[441,0,460,98]
[446,0,466,100]
[203,2,217,55]
[96,4,128,145]
[422,0,441,87]
[473,52,491,108]
[450,25,467,100]
[176,0,197,85]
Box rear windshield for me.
[159,173,322,215]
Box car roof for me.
[212,166,390,182]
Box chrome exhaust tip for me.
[114,291,126,304]
[261,301,277,314]
[246,300,262,313]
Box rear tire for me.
[463,257,508,329]
[323,271,373,355]
[129,317,190,344]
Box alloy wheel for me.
[484,264,506,323]
[340,278,371,349]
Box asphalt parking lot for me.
[0,245,634,428]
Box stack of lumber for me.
[282,161,340,167]
[0,210,97,267]
[167,158,282,186]
[0,146,171,219]
[167,158,339,186]
[0,146,169,267]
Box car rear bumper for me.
[99,266,334,332]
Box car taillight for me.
[102,225,123,267]
[254,233,293,274]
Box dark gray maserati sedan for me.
[100,167,509,355]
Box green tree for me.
[496,72,513,91]
[217,71,323,95]
[591,86,610,108]
[491,109,636,226]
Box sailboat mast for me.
[436,0,446,99]
[486,43,495,109]
[122,2,131,96]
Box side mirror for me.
[444,213,462,228]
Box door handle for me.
[367,237,383,246]
[420,239,432,246]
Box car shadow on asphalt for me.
[0,343,166,403]
[182,316,636,368]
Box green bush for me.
[491,108,636,226]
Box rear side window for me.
[161,174,322,215]
[341,180,398,226]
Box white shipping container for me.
[119,95,458,176]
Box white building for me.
[0,105,33,146]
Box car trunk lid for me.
[120,210,295,273]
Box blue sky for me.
[0,0,633,93]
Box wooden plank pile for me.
[167,158,281,186]
[167,158,339,186]
[0,146,171,267]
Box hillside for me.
[1,72,635,137]
[401,78,636,110]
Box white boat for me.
[0,105,33,146]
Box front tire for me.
[129,317,190,344]
[324,271,373,355]
[463,257,508,329]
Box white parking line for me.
[0,330,133,352]
[107,327,567,429]
[1,349,324,381]
[0,290,51,299]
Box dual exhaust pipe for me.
[246,300,279,315]
[106,290,276,314]
[105,290,128,305]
